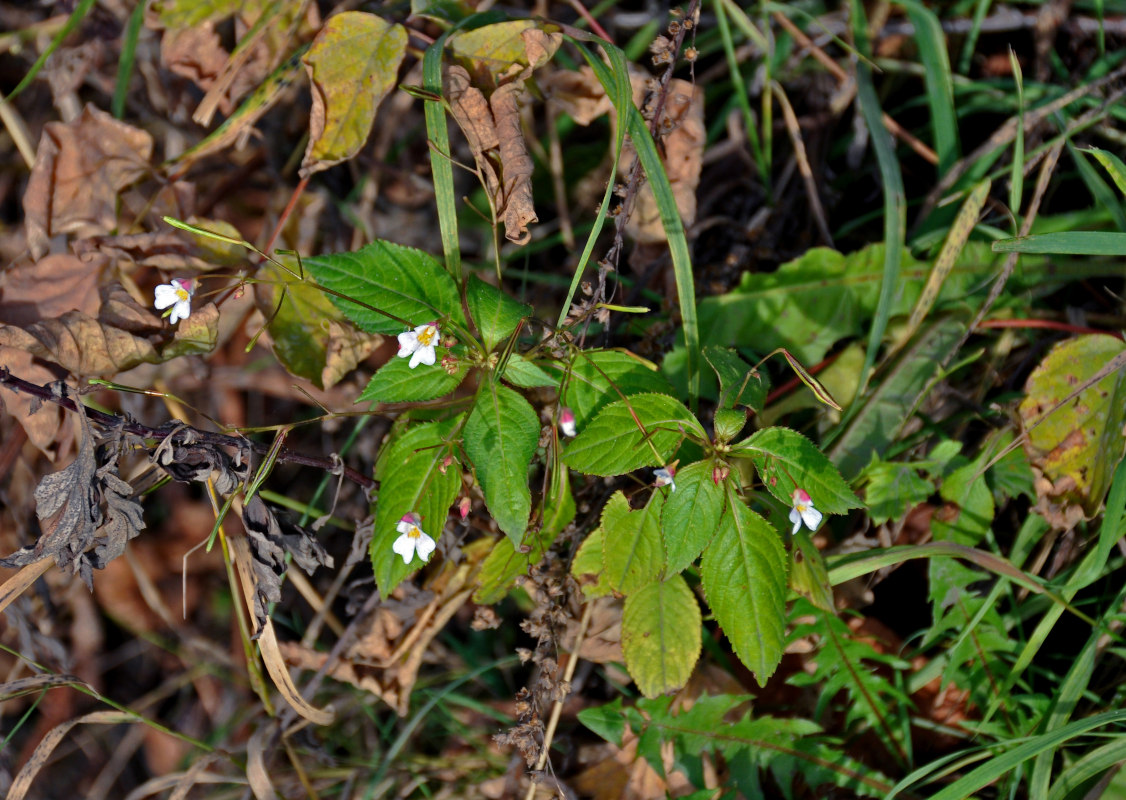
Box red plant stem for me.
[0,368,374,491]
[976,318,1124,339]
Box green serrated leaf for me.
[474,467,574,604]
[304,239,465,335]
[701,501,788,685]
[359,349,467,403]
[371,418,462,595]
[301,12,407,176]
[703,346,767,412]
[571,526,612,598]
[463,384,540,545]
[737,427,862,515]
[622,574,702,698]
[661,461,725,574]
[466,274,531,352]
[557,350,674,429]
[860,457,935,526]
[501,354,558,388]
[577,697,626,745]
[791,532,834,612]
[601,491,665,594]
[563,393,700,476]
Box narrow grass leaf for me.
[1009,48,1024,212]
[896,0,959,174]
[1085,145,1126,197]
[904,179,990,340]
[992,231,1126,255]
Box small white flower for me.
[559,407,577,438]
[789,488,823,534]
[392,512,436,565]
[654,466,676,492]
[154,278,195,324]
[397,322,440,368]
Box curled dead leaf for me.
[0,311,159,378]
[23,105,153,260]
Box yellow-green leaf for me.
[1019,335,1126,522]
[622,574,701,697]
[301,11,407,177]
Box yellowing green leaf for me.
[601,491,664,595]
[622,574,701,697]
[301,11,407,177]
[1019,335,1126,524]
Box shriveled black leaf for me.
[241,495,333,637]
[93,471,145,566]
[153,427,248,495]
[1,399,143,588]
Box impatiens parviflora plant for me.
[297,237,863,697]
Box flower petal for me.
[413,532,436,562]
[789,507,802,535]
[397,331,418,357]
[410,346,436,368]
[392,532,417,564]
[153,285,179,309]
[801,506,823,532]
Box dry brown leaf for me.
[623,78,705,244]
[246,726,282,800]
[559,594,623,663]
[6,710,133,800]
[543,67,705,244]
[445,65,500,200]
[0,347,66,458]
[160,23,229,101]
[23,105,153,260]
[570,729,697,800]
[491,81,537,245]
[542,65,614,125]
[98,284,164,334]
[0,254,103,325]
[0,311,159,378]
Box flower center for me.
[407,525,422,539]
[417,326,436,346]
[175,288,190,302]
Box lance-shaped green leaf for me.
[703,346,767,412]
[502,354,558,388]
[358,348,467,403]
[601,490,664,595]
[466,274,531,352]
[463,383,540,545]
[301,12,407,177]
[474,466,574,604]
[622,574,702,698]
[735,427,862,514]
[661,461,725,574]
[554,350,674,429]
[304,239,465,335]
[701,501,788,685]
[563,393,700,476]
[371,418,462,595]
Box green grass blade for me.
[714,0,767,186]
[424,32,461,280]
[927,710,1126,800]
[580,42,701,404]
[1047,737,1126,800]
[112,1,145,119]
[6,0,96,101]
[957,0,994,74]
[992,231,1126,255]
[1085,145,1126,197]
[896,0,959,174]
[557,38,631,329]
[1067,137,1126,231]
[850,0,907,397]
[1009,48,1025,214]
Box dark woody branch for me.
[0,367,375,491]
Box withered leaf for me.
[242,495,333,636]
[321,319,380,390]
[0,399,144,588]
[23,105,153,260]
[0,311,160,378]
[0,254,104,326]
[490,81,536,245]
[152,427,248,495]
